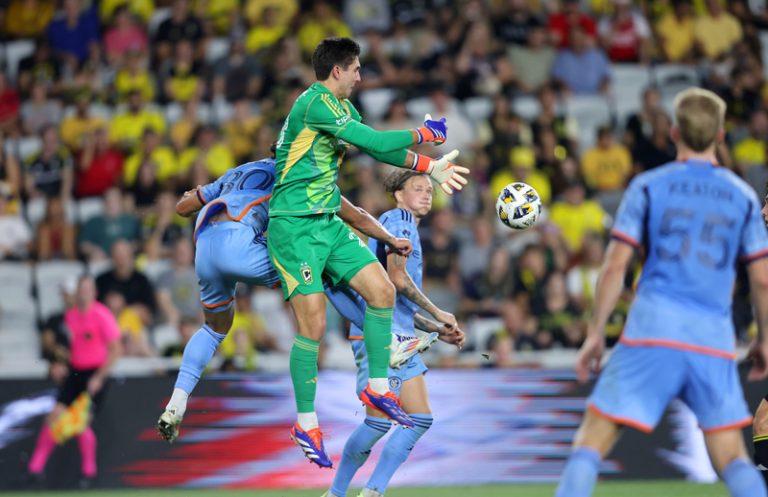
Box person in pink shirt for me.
[27,275,122,488]
[103,5,149,66]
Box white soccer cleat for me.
[157,407,183,443]
[389,331,439,368]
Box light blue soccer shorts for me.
[195,221,280,312]
[588,344,751,433]
[352,338,428,397]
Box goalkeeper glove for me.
[411,149,469,195]
[415,113,447,145]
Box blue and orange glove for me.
[411,149,469,195]
[415,113,447,145]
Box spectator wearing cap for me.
[598,0,652,63]
[47,0,100,64]
[34,196,76,260]
[24,125,73,200]
[655,0,696,63]
[548,0,597,49]
[490,146,552,206]
[0,182,31,260]
[109,91,166,152]
[552,25,611,96]
[694,0,743,60]
[548,180,606,253]
[78,187,140,262]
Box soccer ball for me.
[496,182,542,230]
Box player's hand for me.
[87,374,104,395]
[388,237,413,257]
[576,332,605,384]
[438,324,465,350]
[414,149,469,195]
[416,114,447,145]
[747,339,768,381]
[434,309,458,331]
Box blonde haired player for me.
[555,87,768,497]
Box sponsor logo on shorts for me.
[300,262,313,285]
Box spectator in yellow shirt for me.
[4,0,54,38]
[694,0,742,60]
[163,40,205,104]
[193,0,238,36]
[244,0,296,31]
[223,100,262,163]
[246,6,287,55]
[581,125,632,193]
[655,0,696,63]
[219,287,277,371]
[490,146,552,206]
[178,125,234,183]
[297,1,352,56]
[549,180,607,253]
[733,109,768,174]
[100,0,155,24]
[169,100,200,151]
[114,51,156,103]
[123,128,178,187]
[59,92,106,152]
[110,90,166,152]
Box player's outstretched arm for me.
[387,249,458,329]
[577,240,634,384]
[366,148,470,195]
[747,257,768,381]
[338,196,412,256]
[415,314,465,349]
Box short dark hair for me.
[384,170,427,196]
[312,37,360,80]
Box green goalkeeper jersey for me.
[270,82,413,217]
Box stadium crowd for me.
[0,0,765,371]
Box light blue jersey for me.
[194,159,276,240]
[194,159,279,311]
[612,159,768,356]
[348,208,422,339]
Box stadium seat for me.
[206,37,230,63]
[466,316,504,353]
[511,96,540,120]
[405,96,433,119]
[564,95,612,151]
[76,197,105,224]
[34,260,86,319]
[152,323,180,352]
[652,64,700,99]
[24,196,47,229]
[463,96,494,124]
[2,39,35,84]
[611,64,652,127]
[0,262,33,317]
[210,97,234,124]
[87,259,112,278]
[358,88,396,123]
[9,136,42,161]
[142,258,172,284]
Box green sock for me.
[363,306,394,379]
[290,336,320,413]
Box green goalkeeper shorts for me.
[267,213,378,300]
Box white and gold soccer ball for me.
[496,182,542,230]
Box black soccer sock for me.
[754,435,768,486]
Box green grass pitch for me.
[0,482,730,497]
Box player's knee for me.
[370,279,395,308]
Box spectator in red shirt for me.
[27,275,122,487]
[0,73,20,134]
[548,0,597,49]
[598,0,652,63]
[76,126,124,198]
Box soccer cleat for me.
[389,332,439,368]
[359,386,414,427]
[157,407,183,443]
[290,423,333,468]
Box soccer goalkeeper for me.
[268,36,469,467]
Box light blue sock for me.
[555,447,601,497]
[366,413,433,495]
[175,324,227,394]
[723,458,767,497]
[330,416,392,497]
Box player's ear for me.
[670,125,679,143]
[716,127,725,143]
[394,189,403,204]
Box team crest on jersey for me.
[300,262,313,285]
[389,376,402,391]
